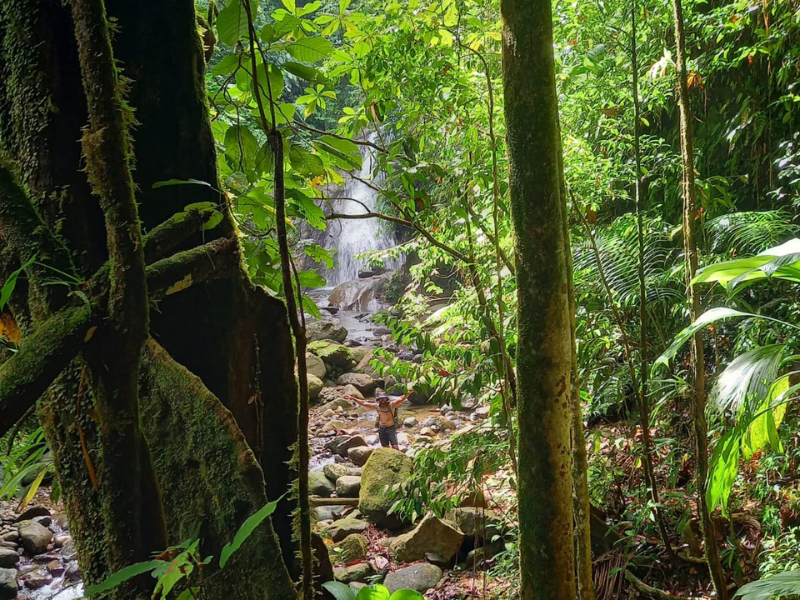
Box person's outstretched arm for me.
[345,394,378,409]
[391,388,414,408]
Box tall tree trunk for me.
[501,0,576,599]
[0,0,300,597]
[671,0,729,597]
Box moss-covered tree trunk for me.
[501,0,576,599]
[0,0,300,597]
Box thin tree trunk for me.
[631,1,676,562]
[671,0,729,597]
[501,0,576,598]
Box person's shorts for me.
[378,426,398,447]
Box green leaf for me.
[225,125,260,177]
[301,293,322,319]
[389,590,426,600]
[357,585,391,600]
[322,581,358,600]
[282,61,328,84]
[288,144,325,177]
[217,0,257,46]
[85,560,166,596]
[212,54,240,76]
[152,179,214,189]
[743,374,790,458]
[735,570,800,600]
[710,344,787,415]
[271,14,301,39]
[1,255,35,311]
[220,496,283,568]
[694,238,800,292]
[286,37,334,62]
[297,270,327,288]
[707,428,741,516]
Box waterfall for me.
[315,136,403,287]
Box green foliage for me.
[321,581,425,600]
[0,427,56,507]
[0,255,35,311]
[219,494,282,568]
[735,570,800,600]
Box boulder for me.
[446,507,501,540]
[307,374,324,400]
[15,506,50,522]
[21,566,52,589]
[325,436,350,455]
[309,471,336,498]
[314,505,348,522]
[337,373,378,395]
[319,398,353,413]
[18,520,52,555]
[407,390,430,406]
[350,347,369,364]
[0,549,17,569]
[308,341,353,367]
[359,448,413,528]
[342,385,363,400]
[322,419,348,433]
[403,417,418,427]
[390,514,464,563]
[347,446,374,467]
[435,416,456,431]
[336,435,368,458]
[337,534,368,563]
[307,321,348,343]
[384,563,442,594]
[306,352,327,380]
[334,562,373,584]
[335,476,362,498]
[325,518,368,543]
[0,568,16,600]
[323,463,359,483]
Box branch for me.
[0,304,95,438]
[464,202,515,275]
[147,237,239,301]
[291,120,387,154]
[143,210,214,264]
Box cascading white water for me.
[319,137,403,286]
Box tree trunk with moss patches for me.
[501,0,576,599]
[0,0,299,597]
[671,0,729,597]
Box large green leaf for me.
[389,590,426,600]
[216,0,258,46]
[219,496,282,568]
[286,37,334,62]
[1,255,35,311]
[282,61,328,84]
[735,570,800,600]
[710,344,787,415]
[85,560,165,596]
[224,125,260,176]
[322,581,357,600]
[694,238,800,292]
[707,428,741,516]
[297,270,327,288]
[743,374,789,458]
[288,144,325,177]
[356,585,391,600]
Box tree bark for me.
[501,0,576,598]
[671,0,729,597]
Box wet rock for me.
[314,506,347,521]
[61,539,77,562]
[341,385,363,400]
[446,507,502,540]
[324,518,368,543]
[435,416,456,431]
[21,566,52,589]
[310,471,336,498]
[0,549,18,568]
[15,507,50,523]
[325,436,350,455]
[414,435,433,445]
[359,448,412,529]
[335,476,362,498]
[322,409,336,418]
[419,427,433,437]
[46,560,64,576]
[322,420,348,433]
[395,432,410,447]
[308,340,354,367]
[308,374,324,400]
[336,534,368,563]
[0,544,15,552]
[0,568,17,600]
[403,417,418,427]
[336,435,368,458]
[323,463,358,483]
[307,321,348,343]
[425,552,449,569]
[65,561,81,581]
[53,534,70,549]
[350,347,369,364]
[329,277,389,312]
[347,446,374,467]
[337,373,377,394]
[0,533,17,544]
[383,563,442,594]
[390,514,464,563]
[306,352,328,380]
[18,521,52,556]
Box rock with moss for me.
[309,471,335,498]
[383,563,442,594]
[389,514,463,563]
[306,321,348,343]
[359,448,412,528]
[445,507,502,540]
[305,352,327,380]
[324,517,369,543]
[307,374,324,400]
[337,534,368,563]
[333,562,374,583]
[308,340,353,367]
[336,475,362,498]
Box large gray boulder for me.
[336,435,368,458]
[384,563,442,594]
[309,471,336,498]
[307,374,324,400]
[446,507,502,540]
[306,353,327,380]
[307,320,348,343]
[323,463,360,483]
[18,520,52,555]
[337,373,378,394]
[0,568,16,600]
[359,448,412,528]
[390,514,464,563]
[347,446,374,467]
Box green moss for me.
[139,340,296,600]
[307,340,353,366]
[336,534,368,564]
[358,448,412,526]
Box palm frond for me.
[705,210,798,256]
[710,344,787,415]
[735,570,800,600]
